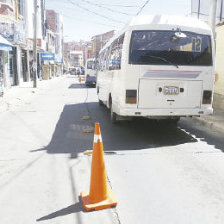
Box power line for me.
[136,0,150,16]
[79,0,134,16]
[67,0,125,24]
[47,0,139,8]
[98,3,139,8]
[63,14,119,28]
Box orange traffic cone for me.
[80,123,117,211]
[78,75,82,83]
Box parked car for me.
[85,75,96,87]
[69,68,77,75]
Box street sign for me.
[40,53,55,61]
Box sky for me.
[46,0,192,42]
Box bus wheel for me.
[99,99,103,106]
[110,100,118,124]
[171,117,180,125]
[165,117,180,126]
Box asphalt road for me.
[0,75,224,224]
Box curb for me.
[192,116,224,134]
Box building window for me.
[0,0,13,6]
[17,0,24,16]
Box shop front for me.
[0,35,12,96]
[40,53,55,80]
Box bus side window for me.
[109,41,116,70]
[105,47,111,71]
[102,49,107,71]
[100,51,104,71]
[109,34,124,70]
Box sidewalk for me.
[191,93,224,133]
[193,108,224,133]
[0,76,65,113]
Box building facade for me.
[0,0,48,92]
[0,0,23,89]
[44,9,63,78]
[91,30,115,58]
[63,40,93,69]
[214,23,224,110]
[24,0,46,81]
[191,0,224,109]
[69,50,83,67]
[0,0,64,93]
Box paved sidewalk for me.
[0,76,65,113]
[192,93,224,133]
[193,108,224,133]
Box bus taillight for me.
[202,90,212,104]
[126,90,137,104]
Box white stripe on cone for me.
[94,134,102,143]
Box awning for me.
[0,35,12,51]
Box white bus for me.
[85,58,97,77]
[97,15,215,124]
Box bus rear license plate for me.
[164,86,179,95]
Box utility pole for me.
[209,0,217,39]
[220,0,223,22]
[33,0,38,88]
[197,0,201,19]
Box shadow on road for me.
[69,84,86,89]
[34,101,223,222]
[179,119,224,152]
[31,102,197,158]
[36,200,84,222]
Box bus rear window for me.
[87,61,95,69]
[129,30,212,66]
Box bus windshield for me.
[129,30,212,66]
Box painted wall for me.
[215,25,224,95]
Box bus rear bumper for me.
[117,107,213,118]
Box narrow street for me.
[0,75,224,224]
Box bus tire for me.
[165,117,180,126]
[110,100,118,124]
[99,99,104,106]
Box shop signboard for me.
[40,53,55,61]
[0,21,26,45]
[0,23,14,42]
[13,20,26,45]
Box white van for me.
[97,15,215,123]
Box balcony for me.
[0,0,15,20]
